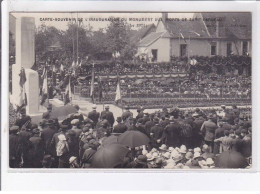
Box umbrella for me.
[50,105,77,120]
[91,144,129,168]
[118,130,150,148]
[101,135,118,146]
[215,150,248,169]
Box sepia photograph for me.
[8,11,252,170]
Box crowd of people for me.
[9,103,251,169]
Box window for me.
[227,42,232,56]
[211,42,217,56]
[151,49,158,62]
[242,41,248,55]
[180,44,187,57]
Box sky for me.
[10,12,195,31]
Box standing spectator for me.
[113,117,127,134]
[100,105,115,127]
[9,126,22,168]
[88,104,100,128]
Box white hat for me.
[185,152,193,160]
[168,147,175,152]
[202,144,209,152]
[69,156,77,164]
[71,119,79,125]
[194,147,201,153]
[142,150,148,155]
[179,145,187,154]
[193,152,201,159]
[175,163,184,169]
[152,152,159,158]
[92,104,97,109]
[164,163,176,169]
[171,151,183,162]
[146,153,155,161]
[206,158,214,166]
[159,144,167,151]
[163,152,171,159]
[151,148,158,153]
[183,165,190,169]
[166,159,176,165]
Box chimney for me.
[162,12,168,23]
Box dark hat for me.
[116,117,122,122]
[31,123,38,130]
[32,128,40,134]
[20,108,26,114]
[136,155,147,165]
[222,117,228,122]
[10,125,19,132]
[47,104,53,110]
[208,114,214,119]
[137,118,143,124]
[74,104,80,110]
[154,117,159,123]
[46,119,54,125]
[42,155,54,165]
[128,117,134,121]
[241,129,247,134]
[60,124,68,131]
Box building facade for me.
[137,13,251,62]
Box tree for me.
[60,23,93,61]
[35,24,63,53]
[105,18,137,60]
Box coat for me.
[88,110,100,127]
[122,111,133,121]
[41,127,57,154]
[161,122,181,147]
[200,120,217,142]
[101,110,115,126]
[113,123,127,133]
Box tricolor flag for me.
[60,64,65,78]
[90,64,95,102]
[41,68,48,105]
[17,67,27,108]
[64,76,72,105]
[72,61,76,67]
[115,76,121,103]
[179,32,186,43]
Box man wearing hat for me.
[88,104,100,128]
[122,105,133,122]
[100,105,115,127]
[68,119,82,139]
[42,104,53,120]
[200,114,217,153]
[15,107,31,129]
[50,124,70,168]
[9,126,22,168]
[41,119,57,155]
[150,117,163,148]
[28,128,44,168]
[136,107,144,120]
[113,117,127,134]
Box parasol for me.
[118,130,150,148]
[50,105,77,120]
[91,144,129,168]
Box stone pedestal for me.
[15,17,35,69]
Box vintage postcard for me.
[7,11,252,170]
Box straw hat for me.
[194,147,201,153]
[171,151,183,162]
[166,159,176,166]
[142,150,148,155]
[69,156,77,164]
[185,152,193,160]
[164,163,176,169]
[159,144,167,151]
[179,145,187,154]
[193,152,201,159]
[206,158,214,166]
[202,144,209,152]
[151,148,158,153]
[146,153,155,161]
[168,147,175,152]
[162,152,171,159]
[152,152,159,159]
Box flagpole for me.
[76,12,79,66]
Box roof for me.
[200,13,251,39]
[163,19,210,39]
[130,24,156,43]
[138,32,165,47]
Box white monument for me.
[11,16,45,117]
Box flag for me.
[41,68,48,105]
[17,67,27,108]
[60,64,65,78]
[52,65,57,86]
[179,32,186,43]
[64,77,72,105]
[72,61,75,67]
[98,76,103,102]
[90,65,95,102]
[115,76,121,103]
